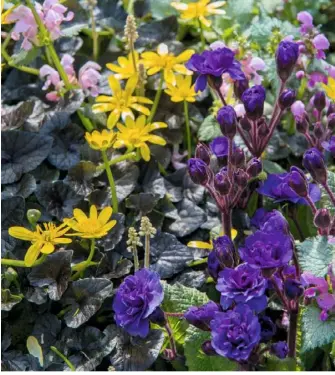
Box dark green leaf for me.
[2,174,36,199]
[198,115,221,142]
[1,289,23,311]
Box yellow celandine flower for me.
[187,228,237,249]
[165,75,197,102]
[106,52,142,80]
[171,0,226,27]
[141,43,194,84]
[322,76,335,101]
[114,115,167,161]
[92,75,153,129]
[85,130,116,151]
[1,0,16,24]
[64,205,116,239]
[8,223,72,267]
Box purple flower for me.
[276,41,299,81]
[239,231,293,270]
[186,48,245,91]
[184,301,220,331]
[259,315,276,342]
[212,235,234,268]
[284,279,304,299]
[207,251,221,279]
[291,100,305,122]
[297,11,314,33]
[78,61,101,97]
[303,148,327,185]
[251,208,289,234]
[217,106,237,139]
[216,263,267,312]
[210,136,236,163]
[241,85,266,121]
[271,341,288,359]
[210,304,261,362]
[313,34,330,59]
[322,136,335,157]
[257,172,321,205]
[113,268,164,338]
[246,158,262,178]
[214,170,231,195]
[188,158,211,185]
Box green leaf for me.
[331,341,335,366]
[62,23,88,37]
[1,289,22,311]
[320,171,335,215]
[301,306,335,352]
[27,336,44,367]
[12,47,39,65]
[263,160,286,174]
[149,0,178,19]
[198,115,221,142]
[296,236,334,277]
[263,355,297,371]
[184,326,237,371]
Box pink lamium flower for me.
[313,34,330,59]
[78,62,102,97]
[40,64,63,101]
[291,100,305,121]
[307,71,327,88]
[297,11,314,34]
[241,55,266,85]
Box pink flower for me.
[296,70,305,80]
[291,100,305,121]
[234,103,246,118]
[42,0,74,40]
[78,61,101,97]
[325,65,335,79]
[312,34,330,59]
[40,64,63,101]
[297,11,314,33]
[307,71,327,88]
[241,55,266,85]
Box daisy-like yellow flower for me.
[8,223,72,267]
[165,74,197,102]
[92,75,153,129]
[141,43,194,84]
[106,52,142,80]
[187,228,237,249]
[1,0,15,24]
[85,130,116,151]
[171,0,226,27]
[64,205,116,239]
[114,115,167,161]
[322,76,335,101]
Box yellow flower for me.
[322,76,335,101]
[92,75,153,129]
[106,52,141,80]
[8,223,72,267]
[141,43,194,84]
[171,0,226,27]
[85,130,116,151]
[187,228,237,249]
[114,115,167,161]
[64,205,116,239]
[1,0,16,24]
[165,74,197,102]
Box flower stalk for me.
[164,318,178,359]
[96,152,137,171]
[127,228,141,271]
[71,239,96,280]
[50,346,76,371]
[101,150,119,213]
[184,100,192,159]
[1,255,47,268]
[147,71,164,124]
[89,4,99,61]
[139,217,156,269]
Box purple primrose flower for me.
[322,136,335,157]
[184,301,220,331]
[209,136,236,163]
[251,208,289,234]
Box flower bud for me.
[195,143,211,165]
[27,209,41,227]
[258,119,269,137]
[149,307,167,326]
[270,341,288,359]
[212,235,234,268]
[327,113,335,131]
[241,85,266,121]
[259,315,276,343]
[302,148,327,185]
[296,115,309,134]
[313,90,326,113]
[207,251,220,279]
[188,158,211,185]
[234,78,249,100]
[288,166,308,197]
[279,89,296,110]
[234,169,249,188]
[201,340,217,356]
[240,116,251,132]
[184,302,220,331]
[3,267,18,283]
[214,171,231,195]
[231,147,245,167]
[313,208,331,229]
[284,279,304,300]
[275,41,299,81]
[313,123,324,139]
[216,106,237,139]
[246,158,262,177]
[327,103,335,116]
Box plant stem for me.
[227,138,233,181]
[183,100,192,159]
[50,346,76,371]
[144,234,150,268]
[89,5,99,61]
[165,312,184,317]
[77,108,95,132]
[221,210,232,240]
[288,307,298,358]
[198,19,206,50]
[323,182,335,207]
[305,194,317,215]
[133,245,139,272]
[71,239,96,280]
[101,150,118,213]
[165,319,177,359]
[96,152,137,171]
[87,238,96,264]
[1,254,47,268]
[146,71,164,124]
[270,275,290,311]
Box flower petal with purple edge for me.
[195,75,207,92]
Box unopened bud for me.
[313,208,331,229]
[231,147,245,167]
[201,341,217,356]
[327,113,335,131]
[246,158,262,177]
[327,103,335,116]
[27,209,41,227]
[188,158,211,185]
[212,235,234,268]
[313,90,326,113]
[214,172,230,195]
[284,279,304,300]
[195,143,211,165]
[288,167,308,197]
[234,78,249,100]
[279,89,296,110]
[234,169,248,188]
[303,148,327,185]
[276,41,299,81]
[313,123,324,139]
[240,116,251,132]
[296,115,309,134]
[217,106,237,139]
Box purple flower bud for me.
[271,342,288,359]
[195,143,211,165]
[241,85,266,121]
[276,41,299,81]
[284,279,304,300]
[322,135,335,157]
[279,89,296,110]
[188,158,211,185]
[247,158,262,177]
[208,251,221,279]
[258,119,269,137]
[302,148,327,185]
[296,116,309,134]
[184,301,220,331]
[201,340,217,356]
[234,169,249,188]
[231,147,245,167]
[234,78,249,100]
[259,316,276,343]
[212,235,234,268]
[327,113,335,131]
[313,208,331,229]
[149,307,167,326]
[314,90,326,112]
[240,116,251,132]
[288,166,308,197]
[217,106,237,139]
[314,123,324,139]
[214,171,231,195]
[327,103,335,116]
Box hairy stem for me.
[221,210,232,240]
[165,319,177,359]
[305,194,317,215]
[183,100,192,159]
[270,275,290,311]
[323,182,335,207]
[288,307,298,358]
[50,346,76,371]
[101,150,118,213]
[89,5,99,61]
[146,71,164,124]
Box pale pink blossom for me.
[234,103,245,118]
[78,62,101,97]
[312,34,330,59]
[291,100,305,121]
[296,70,305,80]
[241,55,266,85]
[297,11,314,33]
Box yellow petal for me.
[108,75,121,94]
[107,110,121,129]
[101,220,117,233]
[231,228,238,240]
[175,49,195,63]
[149,122,168,131]
[187,241,213,250]
[40,242,55,254]
[147,135,166,146]
[130,103,151,116]
[24,242,42,267]
[125,75,138,96]
[8,226,34,241]
[98,207,113,225]
[54,238,72,244]
[73,208,87,222]
[90,205,98,220]
[140,143,151,161]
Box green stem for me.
[144,234,150,268]
[70,239,96,281]
[146,71,164,124]
[133,246,139,272]
[101,150,118,213]
[183,100,192,159]
[89,6,99,61]
[198,19,206,50]
[1,254,47,268]
[77,109,95,132]
[47,43,72,89]
[44,46,53,66]
[96,152,137,171]
[50,346,76,371]
[87,238,96,264]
